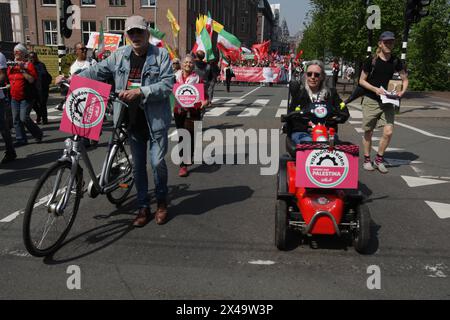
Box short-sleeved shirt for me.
[7,61,38,101]
[70,59,96,76]
[126,51,149,140]
[363,56,403,101]
[0,52,6,100]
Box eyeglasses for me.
[307,72,321,78]
[128,28,145,36]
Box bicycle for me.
[22,81,134,257]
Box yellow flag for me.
[213,20,224,33]
[167,9,180,36]
[196,15,204,35]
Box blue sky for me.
[268,0,311,35]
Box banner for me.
[29,46,59,83]
[59,75,111,141]
[296,148,359,189]
[86,32,122,52]
[220,67,281,83]
[173,83,205,108]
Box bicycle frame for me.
[50,93,130,215]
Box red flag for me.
[252,40,271,61]
[295,50,304,61]
[217,43,241,63]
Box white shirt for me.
[70,58,96,76]
[0,52,7,99]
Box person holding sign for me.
[56,15,174,227]
[173,54,207,177]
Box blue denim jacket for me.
[78,44,174,133]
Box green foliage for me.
[298,0,450,91]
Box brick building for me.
[22,0,264,57]
[256,0,274,44]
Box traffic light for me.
[405,0,432,24]
[60,0,73,39]
[416,0,432,21]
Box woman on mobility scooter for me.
[174,54,208,177]
[277,60,371,253]
[288,60,349,143]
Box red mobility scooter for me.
[276,102,371,253]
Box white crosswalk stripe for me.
[238,108,262,117]
[224,98,244,105]
[204,107,231,117]
[253,99,270,106]
[275,109,287,118]
[280,100,288,108]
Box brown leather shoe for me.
[133,207,151,227]
[155,201,168,225]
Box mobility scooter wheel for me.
[275,199,289,250]
[353,203,371,253]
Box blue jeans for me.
[291,132,312,144]
[11,99,43,143]
[128,129,169,208]
[0,99,15,154]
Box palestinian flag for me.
[192,27,215,61]
[149,27,166,47]
[217,29,241,51]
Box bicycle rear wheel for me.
[23,161,83,257]
[106,142,134,205]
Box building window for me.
[81,0,96,6]
[109,0,126,5]
[82,21,96,45]
[108,18,125,33]
[141,0,156,7]
[43,20,57,46]
[42,0,56,5]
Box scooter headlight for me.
[315,197,330,205]
[64,138,73,150]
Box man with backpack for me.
[359,31,409,173]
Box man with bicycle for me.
[57,15,174,227]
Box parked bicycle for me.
[23,81,134,257]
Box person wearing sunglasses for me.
[57,16,174,227]
[69,42,97,76]
[288,60,349,144]
[359,31,408,174]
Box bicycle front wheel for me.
[23,161,83,257]
[106,142,134,205]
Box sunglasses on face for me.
[128,29,145,36]
[307,72,321,78]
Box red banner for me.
[220,67,281,83]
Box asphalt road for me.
[0,84,449,300]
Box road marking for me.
[401,176,449,188]
[420,176,450,180]
[410,165,423,174]
[280,100,288,108]
[372,147,404,152]
[355,128,364,133]
[204,107,231,117]
[425,202,450,219]
[212,98,221,103]
[238,108,262,117]
[275,109,287,118]
[224,98,244,105]
[253,99,270,107]
[431,101,450,107]
[349,121,362,125]
[248,260,276,265]
[349,110,363,119]
[0,188,66,223]
[395,121,450,141]
[240,86,262,99]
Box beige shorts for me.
[362,98,395,132]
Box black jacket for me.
[288,84,349,134]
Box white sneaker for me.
[363,161,375,171]
[373,161,389,174]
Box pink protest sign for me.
[296,148,359,189]
[59,75,111,141]
[173,83,205,108]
